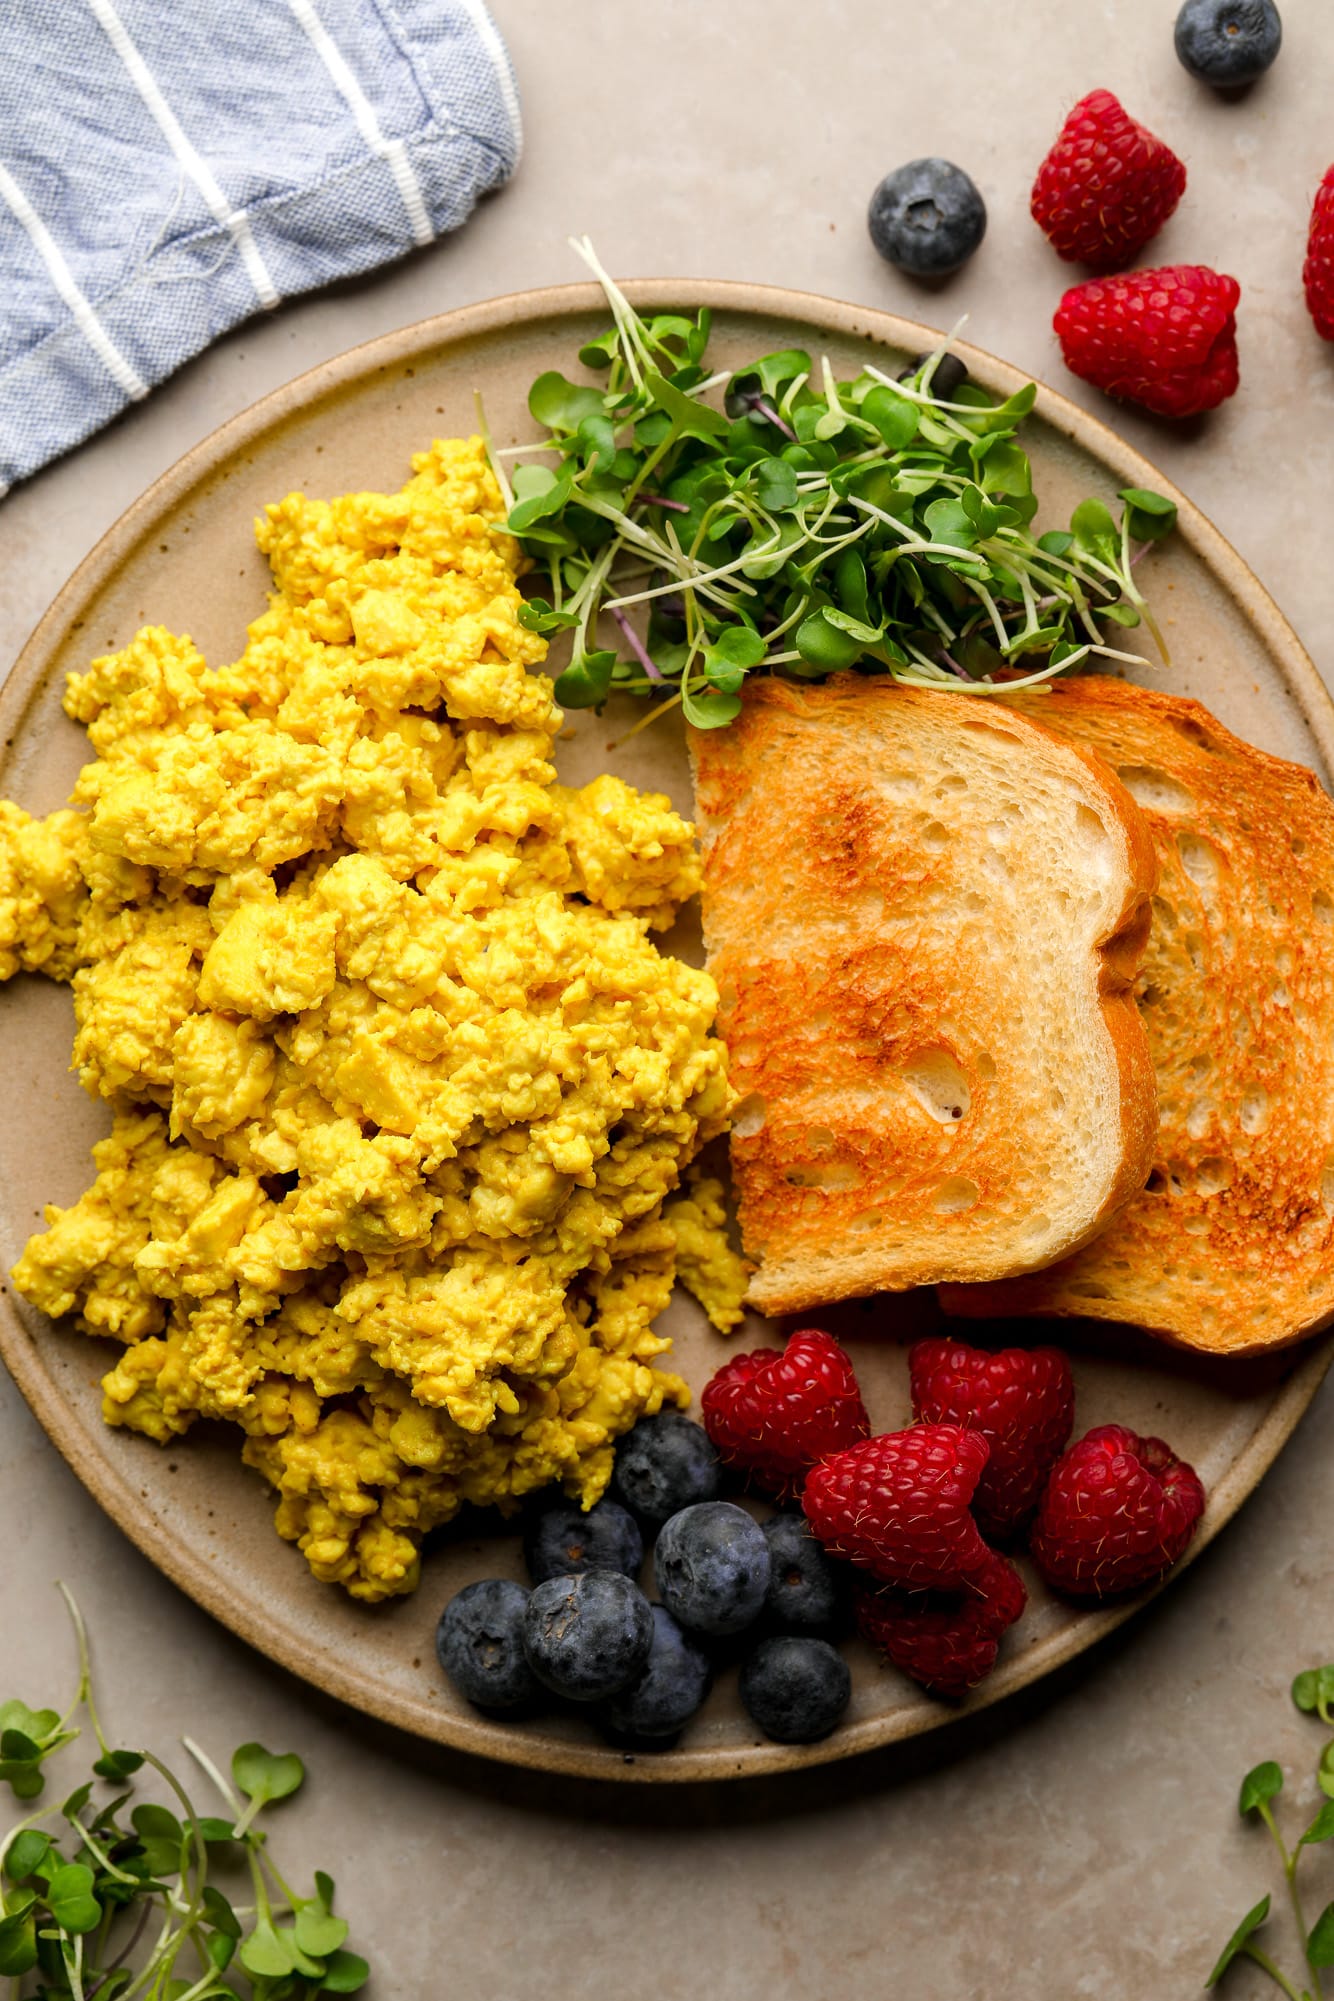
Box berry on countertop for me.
[701,1327,870,1499]
[522,1570,654,1702]
[1030,1424,1206,1600]
[867,158,987,277]
[523,1496,644,1584]
[1175,0,1282,88]
[436,1578,544,1715]
[654,1500,772,1636]
[802,1424,992,1589]
[854,1550,1027,1700]
[909,1337,1074,1542]
[739,1636,852,1744]
[603,1604,712,1745]
[762,1512,849,1636]
[1304,169,1334,341]
[611,1412,721,1529]
[1054,265,1241,418]
[1031,90,1186,272]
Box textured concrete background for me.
[3,3,1333,1994]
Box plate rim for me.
[3,278,1331,1784]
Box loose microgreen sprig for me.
[0,1588,368,2000]
[492,237,1178,730]
[1206,1666,1334,1998]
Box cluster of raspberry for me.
[1033,86,1334,420]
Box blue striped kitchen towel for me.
[0,0,521,494]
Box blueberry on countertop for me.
[523,1496,644,1583]
[611,1412,721,1530]
[603,1604,712,1745]
[868,158,987,277]
[761,1514,848,1636]
[522,1571,654,1703]
[654,1500,771,1637]
[1174,0,1281,87]
[436,1578,544,1715]
[739,1636,852,1745]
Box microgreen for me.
[1207,1664,1334,1999]
[493,237,1178,729]
[0,1586,368,1999]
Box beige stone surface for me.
[2,0,1332,1993]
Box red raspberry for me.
[908,1337,1074,1543]
[1303,168,1334,340]
[700,1328,869,1500]
[1031,89,1186,272]
[854,1550,1027,1700]
[1054,265,1241,419]
[1030,1424,1205,1599]
[802,1425,991,1589]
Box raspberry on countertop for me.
[1031,89,1186,272]
[1054,264,1241,419]
[1304,168,1334,341]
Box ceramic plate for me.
[1,282,1330,1782]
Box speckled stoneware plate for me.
[2,282,1331,1784]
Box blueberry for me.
[523,1496,643,1584]
[522,1571,654,1702]
[761,1514,848,1636]
[654,1501,770,1637]
[739,1636,852,1744]
[603,1604,712,1744]
[868,158,987,278]
[611,1413,721,1530]
[436,1579,544,1715]
[898,351,969,400]
[1174,0,1281,87]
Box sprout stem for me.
[608,606,663,682]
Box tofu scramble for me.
[0,437,747,1601]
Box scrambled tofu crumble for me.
[1,437,747,1601]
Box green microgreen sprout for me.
[1206,1666,1334,1998]
[487,237,1178,730]
[0,1587,369,2000]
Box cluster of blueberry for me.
[435,1413,854,1751]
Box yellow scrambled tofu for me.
[1,437,747,1601]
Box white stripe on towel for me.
[284,0,433,247]
[0,160,148,400]
[455,0,523,163]
[84,0,280,310]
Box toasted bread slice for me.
[688,677,1158,1314]
[941,677,1334,1355]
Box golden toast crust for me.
[942,677,1334,1355]
[690,677,1158,1313]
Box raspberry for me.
[1030,1424,1205,1599]
[908,1337,1074,1542]
[1031,89,1186,272]
[700,1328,869,1500]
[854,1550,1027,1699]
[1304,168,1334,341]
[1053,265,1241,418]
[802,1425,991,1589]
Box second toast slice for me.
[941,677,1334,1354]
[689,677,1158,1314]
